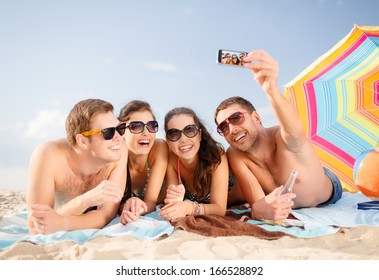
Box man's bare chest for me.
[55,166,112,199]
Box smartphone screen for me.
[217,49,248,67]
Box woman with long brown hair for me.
[160,107,229,222]
[118,100,168,224]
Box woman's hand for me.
[164,184,185,204]
[119,197,148,224]
[160,201,192,222]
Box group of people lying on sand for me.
[27,51,342,235]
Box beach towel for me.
[292,192,379,229]
[0,209,174,250]
[175,214,293,240]
[1,192,378,250]
[175,207,340,239]
[175,192,379,239]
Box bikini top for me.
[177,159,236,204]
[177,159,211,203]
[120,159,150,205]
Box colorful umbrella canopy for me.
[284,25,379,192]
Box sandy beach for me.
[1,189,379,260]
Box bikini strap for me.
[146,157,151,171]
[177,158,183,185]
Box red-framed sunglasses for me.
[217,111,248,136]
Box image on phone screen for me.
[217,49,248,67]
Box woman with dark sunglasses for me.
[231,54,241,66]
[117,100,168,224]
[160,107,229,222]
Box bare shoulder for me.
[150,139,169,161]
[219,152,229,165]
[31,138,68,161]
[153,138,168,150]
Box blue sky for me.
[0,0,378,190]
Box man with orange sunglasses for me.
[27,99,146,234]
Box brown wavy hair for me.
[214,96,256,125]
[118,100,156,122]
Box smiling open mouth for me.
[179,144,192,152]
[138,140,150,146]
[234,133,246,143]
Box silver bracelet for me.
[193,201,201,215]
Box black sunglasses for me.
[166,124,200,142]
[82,123,127,140]
[126,120,158,134]
[217,112,247,136]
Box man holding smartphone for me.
[214,51,342,223]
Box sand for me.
[1,190,379,260]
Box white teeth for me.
[235,133,245,142]
[138,140,150,145]
[110,145,120,150]
[180,145,192,151]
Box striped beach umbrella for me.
[284,25,379,192]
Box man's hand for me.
[30,204,67,234]
[243,50,279,96]
[251,186,296,223]
[164,184,185,204]
[119,197,148,224]
[83,180,124,209]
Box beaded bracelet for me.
[193,201,201,216]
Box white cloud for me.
[143,62,177,73]
[25,109,66,139]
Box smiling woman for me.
[160,107,230,222]
[117,100,168,224]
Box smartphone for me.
[216,49,248,67]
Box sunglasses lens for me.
[166,129,181,142]
[229,112,245,125]
[217,112,245,136]
[116,123,127,136]
[128,121,144,134]
[146,121,159,133]
[217,121,229,136]
[102,127,116,140]
[183,125,199,138]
